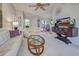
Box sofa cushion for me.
[4,35,22,56]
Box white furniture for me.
[0,28,22,56]
[4,35,22,56]
[0,29,10,46]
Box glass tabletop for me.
[31,38,41,45]
[28,35,45,46]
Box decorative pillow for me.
[9,30,20,38]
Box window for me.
[25,19,30,28]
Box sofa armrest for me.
[4,35,23,56]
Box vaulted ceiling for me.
[12,3,62,19]
[12,3,79,19]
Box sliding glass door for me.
[40,19,50,32]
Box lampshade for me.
[13,21,19,26]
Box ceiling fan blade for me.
[44,3,50,6]
[40,3,50,6]
[40,7,46,10]
[29,5,37,7]
[35,7,39,10]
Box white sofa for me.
[0,28,22,56]
[0,29,10,46]
[4,35,22,56]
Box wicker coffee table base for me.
[27,35,45,56]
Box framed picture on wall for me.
[0,4,2,28]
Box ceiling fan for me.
[29,3,50,11]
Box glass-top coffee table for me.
[27,35,45,56]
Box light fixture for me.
[13,21,19,27]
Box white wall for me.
[57,4,79,27]
[2,3,16,30]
